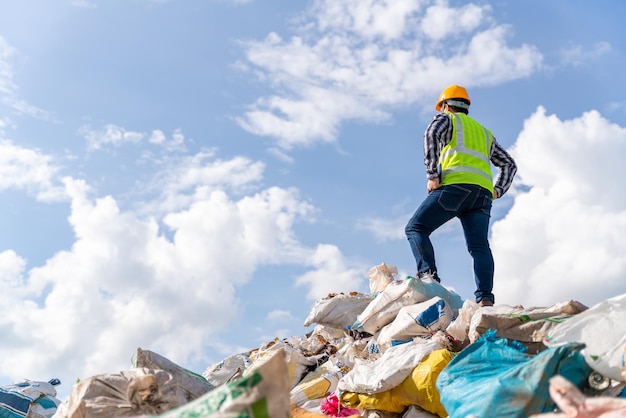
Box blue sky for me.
[1,0,625,401]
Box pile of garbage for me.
[4,263,626,418]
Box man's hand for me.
[427,178,441,194]
[493,189,499,199]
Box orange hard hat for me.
[435,84,471,111]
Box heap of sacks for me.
[7,263,626,418]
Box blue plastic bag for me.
[436,329,591,418]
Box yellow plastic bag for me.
[339,349,452,417]
[290,369,343,405]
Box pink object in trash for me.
[320,393,360,417]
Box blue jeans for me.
[405,184,495,303]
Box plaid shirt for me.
[423,112,518,197]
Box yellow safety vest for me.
[440,113,494,194]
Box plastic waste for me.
[437,329,592,418]
[544,293,626,382]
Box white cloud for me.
[357,215,406,242]
[295,244,368,300]
[0,36,16,96]
[449,26,541,84]
[0,250,28,298]
[237,87,387,150]
[267,147,295,164]
[266,309,292,322]
[79,125,187,153]
[311,0,423,41]
[0,116,10,136]
[420,2,488,41]
[0,142,355,397]
[80,124,145,151]
[140,149,267,214]
[491,107,626,307]
[148,129,186,152]
[560,41,612,67]
[357,207,461,242]
[148,129,167,145]
[0,36,56,122]
[5,98,57,122]
[237,0,542,149]
[607,100,626,116]
[0,139,66,201]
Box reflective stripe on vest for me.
[440,113,494,194]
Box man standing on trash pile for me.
[405,84,517,307]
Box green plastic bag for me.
[138,349,290,418]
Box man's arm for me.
[423,114,451,190]
[490,138,517,198]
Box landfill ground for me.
[3,266,626,418]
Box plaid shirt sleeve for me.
[490,137,517,197]
[423,113,451,180]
